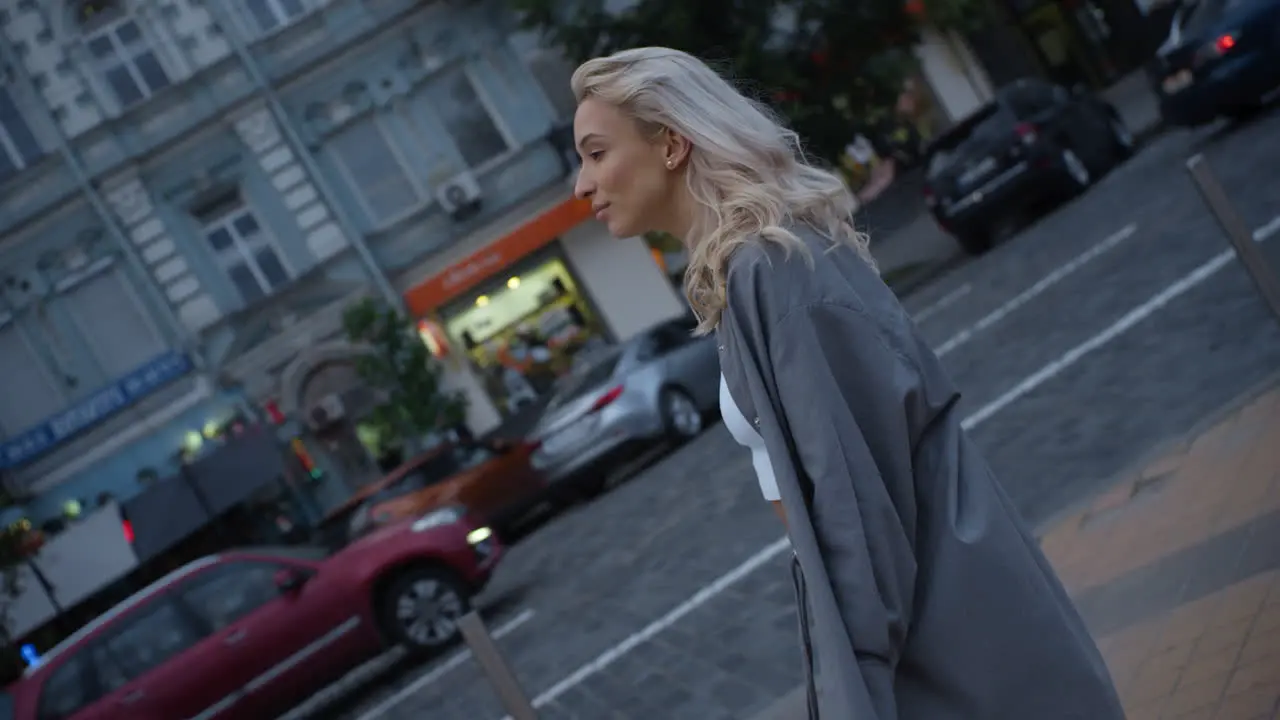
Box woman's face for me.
[573,98,681,238]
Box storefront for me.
[402,194,686,435]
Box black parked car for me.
[1149,0,1280,127]
[922,79,1134,254]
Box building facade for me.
[0,0,685,535]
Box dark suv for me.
[922,78,1133,253]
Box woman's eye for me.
[588,150,604,161]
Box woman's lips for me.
[594,205,609,221]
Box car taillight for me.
[525,439,542,452]
[1014,122,1038,145]
[589,385,624,412]
[1195,32,1237,65]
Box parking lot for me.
[292,104,1280,720]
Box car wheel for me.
[1060,147,1092,194]
[1109,114,1135,160]
[380,565,471,652]
[661,388,703,440]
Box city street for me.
[304,105,1280,720]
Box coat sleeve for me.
[770,300,922,719]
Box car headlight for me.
[411,506,464,533]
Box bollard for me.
[1186,154,1280,323]
[457,611,539,720]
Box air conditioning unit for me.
[307,393,346,430]
[435,171,482,221]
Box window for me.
[199,200,292,304]
[547,352,622,409]
[328,118,424,223]
[59,264,166,379]
[244,0,307,32]
[37,654,94,720]
[0,87,43,184]
[78,0,171,108]
[176,562,283,630]
[89,598,202,682]
[0,320,66,435]
[1003,81,1058,119]
[418,67,509,168]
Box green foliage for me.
[341,298,467,452]
[509,0,986,161]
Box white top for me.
[719,374,780,501]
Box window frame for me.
[198,201,294,304]
[0,314,69,437]
[243,0,310,34]
[0,85,43,182]
[54,256,167,380]
[76,0,174,109]
[35,650,97,720]
[409,62,516,174]
[325,112,429,228]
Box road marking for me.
[356,608,535,720]
[913,283,972,323]
[489,213,1280,720]
[934,223,1138,358]
[963,213,1280,429]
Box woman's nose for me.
[573,169,594,200]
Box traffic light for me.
[290,438,323,482]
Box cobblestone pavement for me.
[302,107,1280,720]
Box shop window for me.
[0,86,44,185]
[197,198,293,304]
[409,66,510,169]
[244,0,307,33]
[77,0,171,108]
[0,320,66,437]
[328,117,426,224]
[442,256,611,417]
[56,262,167,380]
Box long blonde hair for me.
[571,47,873,334]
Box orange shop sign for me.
[403,196,593,316]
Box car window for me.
[176,562,283,631]
[924,103,1002,176]
[547,353,622,409]
[1002,81,1058,118]
[37,656,94,720]
[89,598,202,683]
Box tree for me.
[509,0,988,161]
[341,298,467,456]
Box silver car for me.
[528,315,720,495]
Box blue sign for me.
[0,351,193,469]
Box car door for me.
[172,557,371,719]
[77,596,230,720]
[31,651,105,720]
[648,320,720,407]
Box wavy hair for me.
[571,47,874,334]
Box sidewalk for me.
[754,378,1280,720]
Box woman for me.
[570,47,1124,719]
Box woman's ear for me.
[662,127,692,170]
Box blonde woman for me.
[570,47,1124,719]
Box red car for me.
[7,506,501,720]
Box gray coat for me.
[716,224,1124,719]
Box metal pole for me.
[202,2,406,312]
[457,611,539,720]
[1186,154,1280,323]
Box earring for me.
[666,160,675,169]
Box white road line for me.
[934,223,1138,358]
[483,213,1280,720]
[357,608,535,720]
[963,213,1279,429]
[913,283,972,323]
